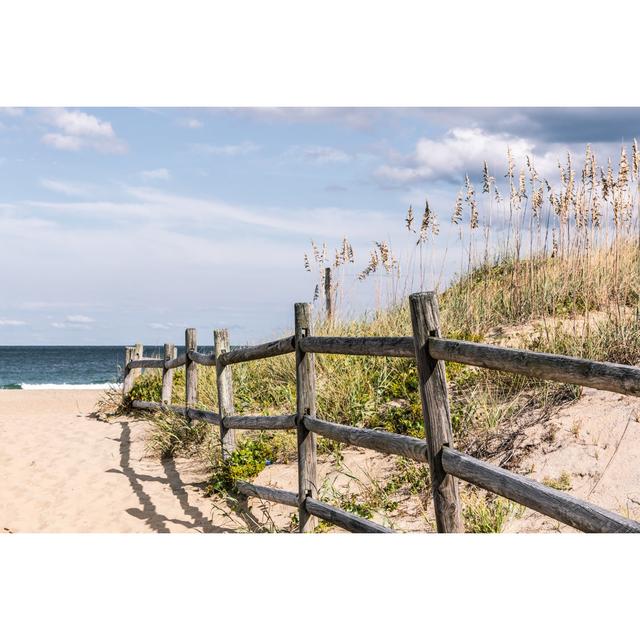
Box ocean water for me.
[0,346,211,389]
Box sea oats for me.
[376,241,389,266]
[591,195,601,227]
[452,191,463,224]
[431,214,440,236]
[375,240,397,272]
[618,146,630,188]
[505,147,515,181]
[527,155,539,190]
[358,248,380,280]
[532,185,544,218]
[346,239,354,263]
[602,159,614,201]
[405,204,414,232]
[311,240,320,263]
[549,191,561,218]
[341,237,354,263]
[465,175,479,229]
[583,144,597,189]
[558,160,567,187]
[470,200,479,229]
[575,185,586,228]
[418,199,439,242]
[613,189,621,226]
[482,161,491,193]
[518,169,527,200]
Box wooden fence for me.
[123,292,640,533]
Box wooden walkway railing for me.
[123,292,640,534]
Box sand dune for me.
[504,386,640,532]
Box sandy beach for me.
[0,389,239,533]
[4,386,639,534]
[0,389,426,533]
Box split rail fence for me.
[123,292,640,533]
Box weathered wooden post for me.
[409,292,463,533]
[294,302,318,532]
[215,328,236,458]
[122,346,135,397]
[132,342,143,382]
[324,266,332,322]
[185,328,197,410]
[161,343,176,405]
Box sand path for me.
[0,390,243,533]
[5,386,636,534]
[0,390,427,533]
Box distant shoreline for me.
[0,382,117,390]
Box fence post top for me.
[294,302,313,326]
[409,291,437,301]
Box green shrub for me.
[129,371,162,402]
[206,431,297,495]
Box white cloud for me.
[376,128,633,196]
[26,185,395,241]
[40,178,91,196]
[65,314,94,323]
[376,127,534,183]
[191,141,259,156]
[140,168,170,181]
[42,133,83,151]
[41,108,127,154]
[49,109,114,138]
[178,117,203,129]
[288,145,351,164]
[0,318,26,326]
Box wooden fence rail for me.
[124,291,640,534]
[299,336,414,358]
[165,353,187,370]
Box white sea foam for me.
[18,383,118,390]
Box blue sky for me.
[1,107,639,345]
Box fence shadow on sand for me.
[105,420,234,533]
